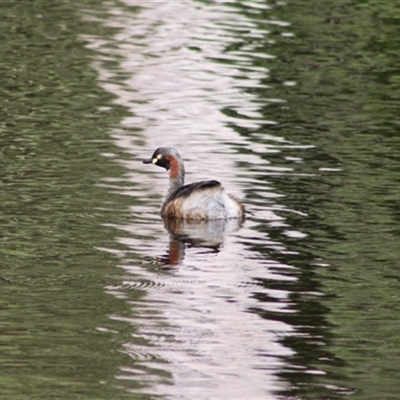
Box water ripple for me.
[81,0,308,398]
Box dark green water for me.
[268,2,400,399]
[0,2,137,398]
[1,0,400,399]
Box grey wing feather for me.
[172,180,222,199]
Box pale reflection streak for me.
[82,0,299,398]
[84,0,278,186]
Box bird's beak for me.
[142,157,153,164]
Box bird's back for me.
[162,180,244,220]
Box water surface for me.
[1,0,400,399]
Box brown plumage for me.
[143,147,244,221]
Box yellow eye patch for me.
[152,154,162,163]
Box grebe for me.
[143,147,244,220]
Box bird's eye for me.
[152,153,163,164]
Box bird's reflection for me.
[160,218,244,265]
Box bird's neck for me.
[161,162,185,214]
[167,168,185,196]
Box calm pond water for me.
[1,0,400,399]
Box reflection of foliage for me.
[0,2,135,398]
[261,1,400,399]
[0,0,129,264]
[273,0,400,134]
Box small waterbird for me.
[143,147,244,220]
